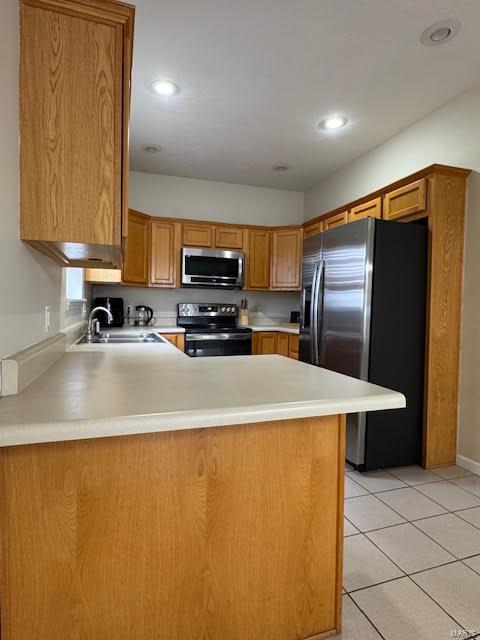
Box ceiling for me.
[129,0,480,191]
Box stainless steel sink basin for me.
[77,332,165,344]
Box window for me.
[65,267,85,301]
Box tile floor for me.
[336,463,480,640]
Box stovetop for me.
[176,303,251,334]
[182,324,252,335]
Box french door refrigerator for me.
[299,217,427,471]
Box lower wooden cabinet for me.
[160,333,185,351]
[253,331,299,359]
[288,334,299,359]
[277,332,289,356]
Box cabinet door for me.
[246,230,271,289]
[150,221,179,287]
[288,334,299,360]
[84,268,122,284]
[255,332,278,354]
[383,179,427,221]
[303,220,323,238]
[161,334,184,351]
[271,228,302,290]
[182,223,214,247]
[323,211,349,231]
[349,197,382,222]
[215,226,244,249]
[277,333,289,356]
[123,211,150,285]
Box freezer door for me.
[299,234,323,364]
[319,218,375,465]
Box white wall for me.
[129,171,304,226]
[304,85,480,468]
[0,0,85,359]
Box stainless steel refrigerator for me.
[299,217,427,470]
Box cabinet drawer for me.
[349,197,382,222]
[383,178,427,221]
[303,220,323,238]
[182,223,214,247]
[323,211,349,231]
[215,226,244,249]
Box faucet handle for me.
[93,319,100,336]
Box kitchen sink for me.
[77,332,165,345]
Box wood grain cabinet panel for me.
[214,226,244,249]
[150,221,180,287]
[253,332,278,355]
[304,220,323,238]
[123,211,150,285]
[288,334,299,359]
[324,211,349,230]
[84,268,122,284]
[271,228,302,290]
[349,197,382,222]
[161,333,185,351]
[19,0,134,268]
[182,223,214,247]
[277,332,289,356]
[383,178,427,221]
[246,230,271,290]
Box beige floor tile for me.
[343,534,403,592]
[416,480,480,511]
[412,562,480,631]
[347,470,407,493]
[433,464,473,480]
[344,518,359,537]
[464,555,480,575]
[377,487,446,521]
[415,513,480,559]
[366,523,455,574]
[345,475,369,498]
[456,506,480,528]
[331,594,382,640]
[344,495,406,532]
[452,475,480,498]
[350,577,459,640]
[387,465,442,486]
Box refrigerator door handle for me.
[316,261,326,366]
[311,260,323,365]
[300,287,307,328]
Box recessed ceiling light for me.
[421,19,460,46]
[151,79,180,97]
[272,164,290,173]
[143,144,162,154]
[319,115,348,131]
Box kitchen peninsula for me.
[0,336,404,639]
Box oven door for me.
[182,248,244,288]
[185,333,252,357]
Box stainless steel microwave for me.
[181,247,244,288]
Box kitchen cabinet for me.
[151,221,181,287]
[270,228,302,290]
[19,0,134,268]
[161,333,185,351]
[253,332,278,355]
[323,211,349,231]
[123,211,150,286]
[304,220,323,238]
[349,197,382,222]
[84,268,122,284]
[277,332,289,356]
[288,334,299,359]
[383,178,427,221]
[245,230,271,290]
[215,226,244,249]
[182,223,214,247]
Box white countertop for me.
[0,329,404,447]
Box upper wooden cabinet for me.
[349,197,382,222]
[383,178,427,221]
[19,0,134,268]
[323,211,349,231]
[151,220,180,287]
[246,230,271,290]
[123,211,150,285]
[304,220,323,239]
[182,223,214,247]
[270,228,302,290]
[215,226,244,249]
[84,268,122,284]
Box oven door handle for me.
[186,333,252,341]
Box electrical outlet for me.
[44,305,51,333]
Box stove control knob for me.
[221,307,226,312]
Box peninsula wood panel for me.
[150,220,180,287]
[246,229,271,289]
[182,223,214,247]
[0,417,345,639]
[323,211,349,231]
[271,228,302,290]
[349,197,382,222]
[383,178,427,221]
[122,211,150,285]
[214,226,244,249]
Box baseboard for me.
[456,453,480,476]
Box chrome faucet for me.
[86,306,113,342]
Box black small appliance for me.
[93,297,124,328]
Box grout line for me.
[343,593,387,640]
